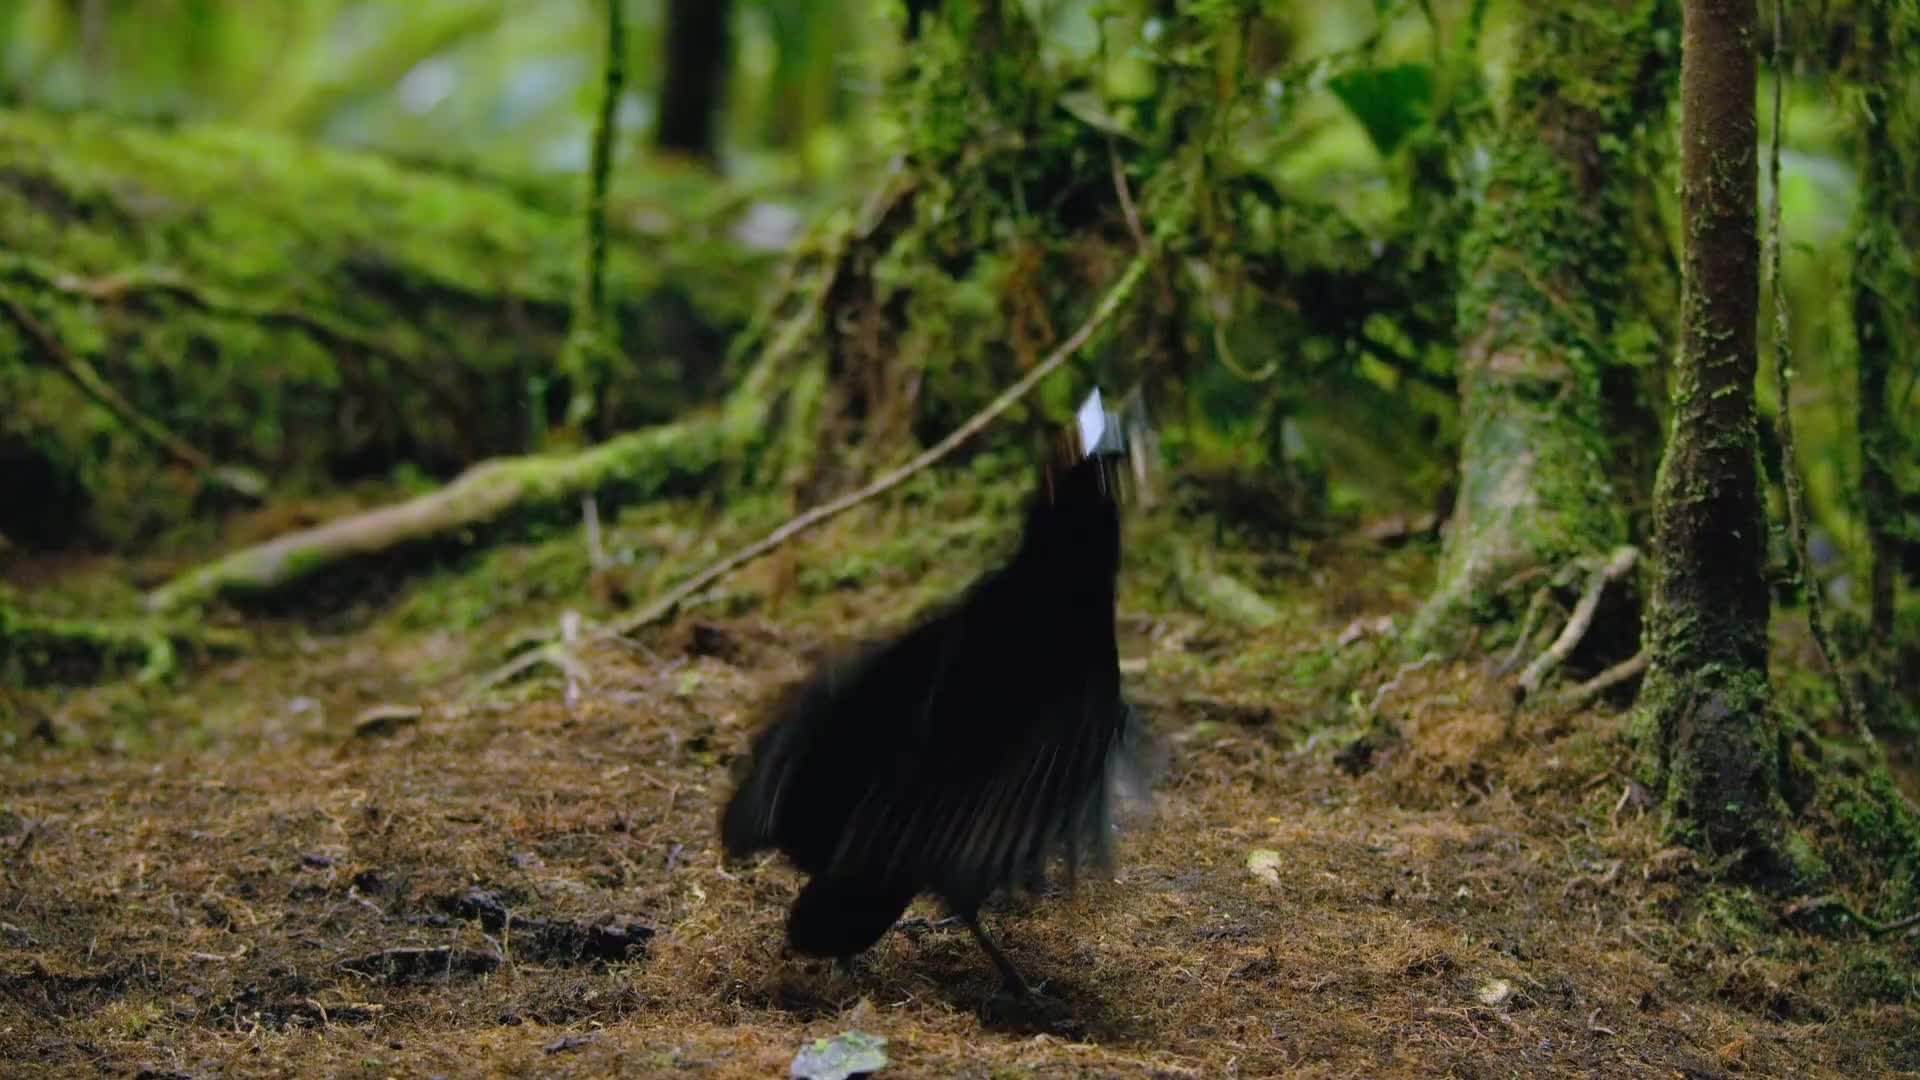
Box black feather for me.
[720,445,1147,989]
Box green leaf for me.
[1328,63,1435,158]
[1057,88,1134,139]
[791,1030,889,1080]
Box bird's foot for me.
[999,972,1047,1000]
[895,915,961,936]
[980,979,1074,1033]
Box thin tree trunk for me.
[560,0,629,432]
[1639,0,1785,874]
[1852,6,1901,641]
[656,0,732,163]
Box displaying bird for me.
[720,388,1148,995]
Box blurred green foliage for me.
[0,0,1906,560]
[0,0,908,189]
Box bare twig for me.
[469,253,1152,696]
[1785,893,1920,936]
[582,495,607,571]
[1763,1,1880,765]
[1109,138,1150,254]
[601,253,1149,639]
[1369,651,1440,715]
[1517,547,1638,701]
[0,291,212,473]
[1875,910,1920,936]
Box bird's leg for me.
[964,915,1035,998]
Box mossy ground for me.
[2,477,1915,1078]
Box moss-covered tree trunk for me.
[1408,1,1677,652]
[1639,0,1785,872]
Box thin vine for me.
[1764,0,1879,764]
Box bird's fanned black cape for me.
[720,452,1148,959]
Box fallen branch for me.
[469,252,1151,696]
[145,226,840,617]
[1516,546,1638,701]
[1172,548,1282,629]
[1784,893,1920,937]
[148,407,734,615]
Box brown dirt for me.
[1,518,1915,1078]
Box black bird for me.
[720,390,1147,995]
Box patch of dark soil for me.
[512,977,651,1026]
[339,945,502,985]
[204,982,381,1030]
[427,886,654,966]
[0,961,140,1017]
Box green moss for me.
[392,536,591,634]
[1779,826,1834,888]
[1828,949,1918,1005]
[0,108,770,549]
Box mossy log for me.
[0,108,768,549]
[142,207,842,616]
[145,315,811,615]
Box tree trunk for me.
[1639,0,1785,874]
[1851,5,1905,642]
[655,0,732,163]
[1407,1,1678,656]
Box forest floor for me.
[2,484,1916,1079]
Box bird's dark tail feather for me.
[786,876,917,960]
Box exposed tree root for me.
[1555,648,1650,710]
[1497,581,1563,676]
[1515,546,1639,702]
